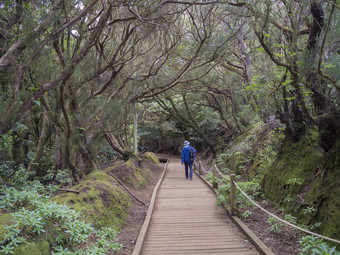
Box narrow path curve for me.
[140,158,259,255]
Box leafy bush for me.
[216,177,262,210]
[43,169,72,186]
[241,210,252,220]
[267,215,284,233]
[205,172,220,185]
[216,153,231,165]
[284,214,297,225]
[303,206,316,214]
[0,187,122,254]
[298,235,340,255]
[287,178,304,185]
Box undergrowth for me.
[0,170,122,255]
[207,174,339,254]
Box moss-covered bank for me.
[54,170,131,230]
[0,155,159,254]
[54,154,157,230]
[14,241,50,255]
[143,152,160,166]
[104,157,153,189]
[220,123,340,241]
[262,129,340,240]
[0,213,12,240]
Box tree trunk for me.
[27,106,49,174]
[54,126,63,171]
[307,1,324,50]
[306,2,339,151]
[104,132,133,160]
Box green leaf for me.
[255,47,265,52]
[33,100,41,106]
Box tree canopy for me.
[1,0,339,182]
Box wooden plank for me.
[131,160,169,255]
[194,169,275,255]
[132,159,262,255]
[142,247,258,253]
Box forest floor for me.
[117,161,164,255]
[241,199,303,255]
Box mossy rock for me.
[13,241,49,255]
[54,170,131,230]
[143,152,159,166]
[0,213,12,240]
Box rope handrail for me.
[233,181,340,245]
[214,164,228,179]
[196,160,212,173]
[202,164,213,173]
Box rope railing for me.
[194,161,210,175]
[214,164,228,179]
[202,165,213,174]
[232,181,340,245]
[199,162,340,245]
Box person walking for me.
[181,140,196,180]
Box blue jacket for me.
[181,146,196,164]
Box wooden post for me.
[230,174,236,215]
[212,163,218,189]
[198,161,202,175]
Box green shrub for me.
[298,235,340,255]
[0,187,122,254]
[216,177,262,210]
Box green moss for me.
[125,158,135,168]
[313,137,340,241]
[106,159,153,189]
[143,152,159,165]
[261,129,340,241]
[262,128,323,205]
[14,241,49,255]
[54,170,131,230]
[222,122,283,179]
[232,152,246,175]
[0,213,12,240]
[222,123,340,241]
[103,161,121,172]
[133,167,152,189]
[318,187,340,239]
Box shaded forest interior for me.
[0,0,340,254]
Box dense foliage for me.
[1,0,340,253]
[0,175,121,254]
[1,0,339,179]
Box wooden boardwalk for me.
[140,158,259,255]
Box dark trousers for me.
[184,162,193,179]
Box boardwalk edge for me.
[194,170,275,255]
[131,159,169,255]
